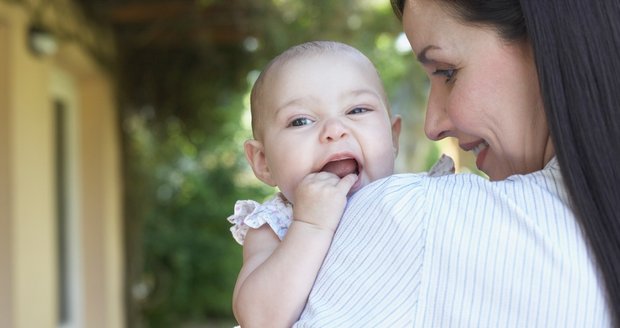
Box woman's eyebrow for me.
[417,45,440,64]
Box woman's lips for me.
[471,141,490,170]
[475,145,489,171]
[460,140,490,171]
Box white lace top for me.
[227,193,293,245]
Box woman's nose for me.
[424,87,453,141]
[320,118,348,143]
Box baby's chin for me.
[353,172,399,195]
[347,175,364,196]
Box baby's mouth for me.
[320,159,359,178]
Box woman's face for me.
[402,0,555,180]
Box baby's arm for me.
[232,172,357,328]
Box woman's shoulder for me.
[353,158,568,220]
[348,172,433,213]
[431,158,565,203]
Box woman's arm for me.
[232,172,357,328]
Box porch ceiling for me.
[75,0,260,49]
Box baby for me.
[227,40,450,327]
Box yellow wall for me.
[0,1,123,327]
[3,5,57,327]
[76,58,124,328]
[0,18,15,328]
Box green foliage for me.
[125,88,272,326]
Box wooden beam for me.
[107,1,193,24]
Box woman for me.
[293,0,619,326]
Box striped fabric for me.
[295,158,610,327]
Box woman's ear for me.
[244,140,276,186]
[391,115,402,157]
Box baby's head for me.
[245,41,401,203]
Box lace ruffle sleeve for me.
[227,193,293,245]
[428,154,455,177]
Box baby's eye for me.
[289,117,313,127]
[348,107,369,115]
[432,68,457,84]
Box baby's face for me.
[258,53,400,203]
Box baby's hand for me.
[292,172,357,233]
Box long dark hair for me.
[392,0,620,325]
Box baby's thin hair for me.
[249,41,385,140]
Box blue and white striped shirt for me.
[295,158,610,327]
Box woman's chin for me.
[485,166,516,181]
[476,150,511,180]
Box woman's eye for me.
[348,107,369,115]
[289,117,313,127]
[432,68,457,83]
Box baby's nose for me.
[320,118,348,142]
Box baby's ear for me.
[244,140,276,186]
[391,115,402,157]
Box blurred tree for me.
[74,0,438,326]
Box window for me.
[54,100,70,325]
[51,67,83,328]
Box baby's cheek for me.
[369,153,396,181]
